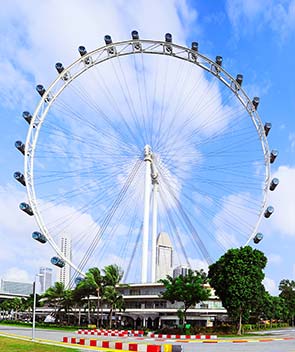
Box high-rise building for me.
[39,267,53,293]
[155,232,173,281]
[0,279,33,295]
[57,234,72,287]
[173,265,190,278]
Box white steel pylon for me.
[141,145,159,283]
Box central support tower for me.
[141,145,159,283]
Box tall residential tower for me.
[57,234,72,287]
[39,267,53,293]
[155,232,173,281]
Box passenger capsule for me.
[270,178,279,191]
[270,150,278,164]
[264,122,272,136]
[55,62,64,74]
[19,202,34,216]
[13,171,26,186]
[236,74,243,86]
[36,84,46,97]
[165,33,172,43]
[264,206,274,218]
[22,111,32,124]
[15,140,25,155]
[215,56,223,66]
[51,256,65,268]
[131,30,139,40]
[253,233,263,244]
[78,46,87,56]
[252,97,260,110]
[32,231,47,244]
[104,35,112,45]
[191,42,198,51]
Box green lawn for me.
[0,336,80,351]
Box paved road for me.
[0,326,295,351]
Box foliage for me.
[102,264,125,328]
[279,279,295,326]
[77,267,104,326]
[103,264,124,287]
[42,281,73,323]
[261,292,287,325]
[159,269,210,324]
[208,246,267,335]
[73,264,125,328]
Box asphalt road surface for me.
[0,325,295,351]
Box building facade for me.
[57,234,72,287]
[173,265,190,278]
[155,232,173,281]
[107,283,226,329]
[0,279,33,296]
[39,267,53,293]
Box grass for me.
[0,321,76,331]
[0,336,80,351]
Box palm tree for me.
[42,282,70,323]
[103,264,124,328]
[103,264,123,287]
[72,286,88,326]
[104,285,125,328]
[77,268,104,327]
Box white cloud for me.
[267,166,295,237]
[263,276,277,295]
[226,0,295,40]
[2,268,31,283]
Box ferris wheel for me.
[15,32,279,284]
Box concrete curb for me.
[147,332,217,339]
[63,336,162,351]
[77,329,144,337]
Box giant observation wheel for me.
[15,32,279,285]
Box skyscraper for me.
[173,265,190,278]
[39,267,53,293]
[155,232,173,281]
[57,234,72,287]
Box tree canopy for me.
[279,279,295,326]
[159,269,210,324]
[208,246,267,334]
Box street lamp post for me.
[32,274,43,340]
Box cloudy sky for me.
[0,0,294,295]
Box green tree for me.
[279,279,295,326]
[103,264,124,287]
[72,286,88,326]
[208,246,267,335]
[9,298,23,320]
[159,269,210,325]
[77,268,105,326]
[75,277,95,325]
[103,264,124,328]
[104,285,125,328]
[263,293,287,327]
[42,282,71,323]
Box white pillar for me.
[151,181,158,283]
[141,145,152,283]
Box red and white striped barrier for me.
[76,329,144,337]
[62,337,161,351]
[147,332,217,339]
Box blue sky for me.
[0,0,294,294]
